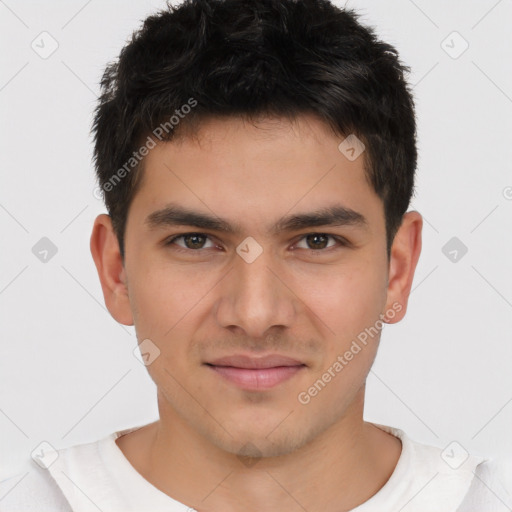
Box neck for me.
[116,389,402,512]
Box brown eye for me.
[295,233,342,251]
[166,233,215,250]
[307,234,329,249]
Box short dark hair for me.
[92,0,417,261]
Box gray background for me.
[1,0,511,478]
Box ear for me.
[382,210,422,323]
[90,214,134,326]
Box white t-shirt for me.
[1,422,511,511]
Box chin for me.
[227,436,298,459]
[205,422,314,460]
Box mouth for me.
[204,354,306,391]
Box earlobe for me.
[90,214,134,326]
[383,211,423,324]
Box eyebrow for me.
[145,202,368,236]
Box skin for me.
[90,114,422,512]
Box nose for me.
[214,245,296,339]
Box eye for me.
[164,232,348,253]
[165,233,217,251]
[294,233,346,251]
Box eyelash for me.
[163,232,349,253]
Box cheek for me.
[295,268,386,408]
[127,262,225,376]
[298,262,387,338]
[127,259,197,337]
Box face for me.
[92,114,419,458]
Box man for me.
[1,0,510,510]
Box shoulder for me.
[371,423,510,511]
[0,427,133,512]
[457,456,512,512]
[0,462,72,512]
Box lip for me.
[207,354,304,369]
[205,354,306,391]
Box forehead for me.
[127,114,384,234]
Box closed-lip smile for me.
[205,354,306,390]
